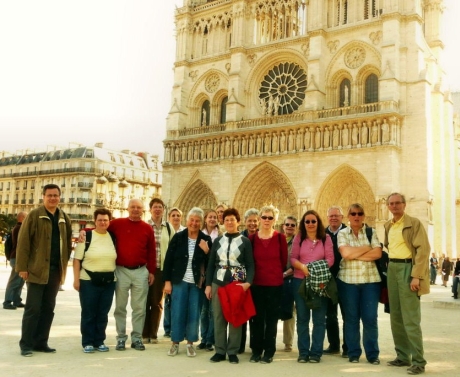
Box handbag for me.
[84,269,115,286]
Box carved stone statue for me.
[352,124,358,146]
[264,133,270,154]
[256,134,262,154]
[241,136,247,155]
[296,129,302,151]
[280,131,286,152]
[332,125,339,148]
[200,141,206,160]
[342,124,349,146]
[371,122,379,144]
[181,143,187,161]
[272,133,278,153]
[188,142,193,160]
[213,139,219,159]
[315,127,321,149]
[288,130,294,151]
[202,108,207,127]
[206,140,212,159]
[304,127,311,150]
[382,118,390,143]
[193,141,199,160]
[249,135,254,155]
[225,137,231,157]
[323,127,329,148]
[233,136,239,156]
[362,122,369,145]
[174,145,179,162]
[165,145,171,162]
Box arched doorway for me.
[233,162,298,225]
[315,164,377,225]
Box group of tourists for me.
[12,185,431,375]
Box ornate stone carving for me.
[345,47,366,69]
[328,40,340,54]
[189,70,199,81]
[205,73,220,93]
[369,31,382,45]
[247,53,257,65]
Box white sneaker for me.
[83,345,95,353]
[168,343,179,356]
[187,344,196,357]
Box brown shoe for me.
[387,358,411,367]
[407,365,425,375]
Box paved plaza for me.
[0,257,458,377]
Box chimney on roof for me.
[95,143,104,148]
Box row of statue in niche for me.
[164,118,398,163]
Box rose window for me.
[258,62,307,116]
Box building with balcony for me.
[0,143,162,235]
[162,0,458,255]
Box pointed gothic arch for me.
[174,173,218,217]
[315,164,377,225]
[233,162,298,223]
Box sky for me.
[0,0,459,158]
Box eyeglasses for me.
[349,212,364,216]
[304,220,317,224]
[284,223,296,227]
[261,216,274,220]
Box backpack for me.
[4,233,13,261]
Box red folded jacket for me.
[217,281,256,327]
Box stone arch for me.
[233,161,298,225]
[188,69,228,109]
[174,172,218,218]
[315,164,377,226]
[329,69,353,108]
[356,64,381,104]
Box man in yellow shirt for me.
[384,193,430,376]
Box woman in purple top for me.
[291,210,334,363]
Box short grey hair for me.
[259,204,279,220]
[187,207,204,222]
[244,208,260,221]
[327,206,344,216]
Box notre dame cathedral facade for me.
[162,0,458,256]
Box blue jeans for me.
[79,279,115,347]
[3,258,25,306]
[292,278,328,358]
[171,281,203,343]
[163,294,171,335]
[337,279,380,361]
[200,292,214,344]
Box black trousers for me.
[249,285,282,358]
[19,268,61,351]
[325,297,348,352]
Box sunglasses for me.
[350,212,364,216]
[284,223,296,227]
[261,216,274,220]
[304,220,317,224]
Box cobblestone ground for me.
[0,258,459,377]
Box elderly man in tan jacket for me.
[384,193,430,376]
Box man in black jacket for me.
[324,206,347,357]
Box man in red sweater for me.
[108,199,156,351]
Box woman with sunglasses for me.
[291,210,334,363]
[336,203,382,365]
[248,205,288,364]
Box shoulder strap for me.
[84,230,92,252]
[166,222,171,238]
[365,226,373,245]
